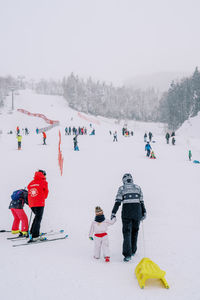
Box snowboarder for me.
[89,206,116,262]
[165,132,170,144]
[9,189,29,236]
[113,131,118,142]
[42,131,46,145]
[27,170,49,242]
[145,142,152,157]
[111,173,146,262]
[172,137,176,145]
[144,133,147,142]
[189,150,192,161]
[17,134,22,150]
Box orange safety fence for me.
[58,130,64,176]
[78,112,100,125]
[17,109,60,125]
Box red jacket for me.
[28,172,49,207]
[43,132,46,138]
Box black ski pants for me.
[30,207,44,238]
[122,218,140,257]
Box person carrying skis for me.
[42,131,47,145]
[145,141,152,157]
[17,134,22,150]
[89,206,116,262]
[27,170,49,242]
[165,132,170,144]
[111,173,146,262]
[9,189,29,236]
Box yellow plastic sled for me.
[135,258,169,289]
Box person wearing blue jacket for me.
[145,142,152,157]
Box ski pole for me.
[141,220,146,257]
[28,211,33,239]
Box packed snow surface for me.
[0,90,200,300]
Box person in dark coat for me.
[165,132,170,144]
[148,132,153,142]
[111,173,146,262]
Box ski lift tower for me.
[10,86,15,110]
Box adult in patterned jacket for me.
[27,170,49,242]
[111,173,146,262]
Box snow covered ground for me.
[0,90,200,300]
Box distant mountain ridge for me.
[124,71,190,92]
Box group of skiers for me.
[65,126,88,136]
[9,169,49,242]
[9,171,146,262]
[144,132,153,143]
[165,131,176,145]
[15,126,47,150]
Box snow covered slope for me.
[0,90,200,300]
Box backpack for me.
[11,189,28,203]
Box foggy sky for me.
[0,0,200,84]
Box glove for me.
[141,213,146,221]
[89,237,93,241]
[111,213,116,220]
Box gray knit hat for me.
[95,206,103,215]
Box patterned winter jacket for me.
[112,178,146,220]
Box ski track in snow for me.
[0,90,200,300]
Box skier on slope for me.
[113,131,118,142]
[42,131,47,145]
[27,170,49,242]
[111,173,146,262]
[165,132,170,144]
[89,206,116,263]
[189,150,192,161]
[9,189,29,237]
[73,134,79,151]
[145,141,152,157]
[144,133,147,142]
[148,132,153,142]
[16,134,22,150]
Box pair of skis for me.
[1,229,68,247]
[13,234,68,247]
[7,229,65,240]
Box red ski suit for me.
[28,172,49,207]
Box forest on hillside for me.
[1,67,200,130]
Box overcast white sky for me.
[0,0,200,84]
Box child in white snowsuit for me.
[89,206,116,262]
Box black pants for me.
[122,218,140,257]
[30,207,44,238]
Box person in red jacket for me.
[27,170,49,241]
[42,131,47,145]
